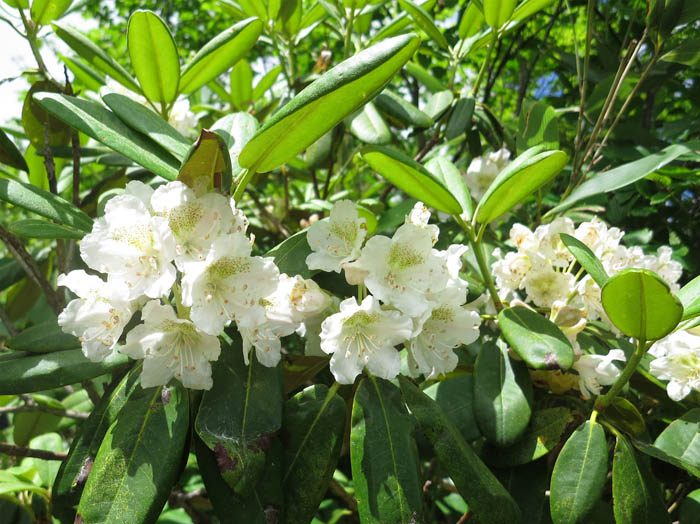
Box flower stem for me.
[594,338,649,412]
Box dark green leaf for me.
[399,376,521,524]
[601,268,683,340]
[7,319,79,353]
[498,306,574,370]
[473,342,533,446]
[239,34,420,172]
[34,93,181,180]
[654,408,700,468]
[283,384,346,524]
[445,96,475,140]
[560,233,609,287]
[493,460,551,524]
[22,81,71,150]
[351,376,424,524]
[266,230,314,278]
[0,257,25,293]
[178,130,232,194]
[425,156,474,219]
[0,127,28,171]
[423,374,481,441]
[680,489,700,524]
[601,397,646,436]
[661,38,700,67]
[374,89,434,128]
[76,382,189,523]
[550,421,608,524]
[347,102,391,145]
[631,438,700,479]
[8,219,84,240]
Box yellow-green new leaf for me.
[127,10,180,104]
[398,0,449,50]
[483,0,518,29]
[459,1,485,38]
[239,33,420,173]
[31,0,72,25]
[230,59,253,110]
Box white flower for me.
[319,296,412,384]
[432,244,470,305]
[534,217,575,268]
[57,271,134,362]
[649,330,700,401]
[522,264,576,308]
[463,148,510,201]
[492,249,532,295]
[306,200,367,273]
[510,223,539,254]
[121,300,221,390]
[181,235,279,335]
[80,194,176,300]
[406,202,440,245]
[407,303,481,379]
[572,349,626,399]
[168,98,198,136]
[574,218,623,259]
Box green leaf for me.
[423,89,453,120]
[77,383,189,523]
[425,156,473,219]
[177,129,232,194]
[680,489,700,524]
[631,438,700,479]
[265,230,314,278]
[399,376,522,524]
[661,38,700,67]
[13,394,62,446]
[516,100,558,153]
[484,0,517,28]
[230,59,253,110]
[482,407,573,467]
[0,178,92,231]
[180,18,264,94]
[101,93,190,161]
[654,408,700,468]
[0,349,129,395]
[398,0,449,49]
[252,65,283,100]
[550,421,608,524]
[601,397,646,436]
[612,434,671,524]
[511,0,557,21]
[7,319,79,352]
[30,0,72,25]
[374,89,434,128]
[211,112,259,179]
[403,61,446,92]
[34,93,181,180]
[52,22,140,92]
[560,233,609,287]
[347,102,391,145]
[678,274,700,321]
[22,81,71,150]
[458,2,485,38]
[498,306,575,370]
[351,376,424,524]
[601,268,683,340]
[445,96,475,140]
[127,10,180,103]
[283,384,346,524]
[0,127,28,171]
[8,218,84,240]
[493,460,551,524]
[239,34,420,173]
[195,333,283,495]
[359,146,462,214]
[475,147,567,224]
[59,54,106,92]
[473,342,533,446]
[547,141,700,216]
[0,257,25,293]
[423,374,481,441]
[52,368,139,523]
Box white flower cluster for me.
[58,181,328,389]
[649,328,700,401]
[305,200,481,384]
[463,148,510,202]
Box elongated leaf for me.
[23,81,71,150]
[550,421,608,524]
[59,54,106,91]
[230,59,253,110]
[195,333,283,495]
[239,34,420,172]
[178,130,232,194]
[283,384,346,524]
[424,374,481,441]
[102,93,190,161]
[351,376,424,524]
[512,0,556,21]
[265,230,313,278]
[404,61,446,92]
[0,349,129,395]
[678,275,700,320]
[561,233,609,287]
[601,268,683,340]
[602,397,646,436]
[484,0,517,28]
[0,257,25,293]
[425,156,473,218]
[128,10,180,103]
[374,89,434,128]
[13,394,62,446]
[211,112,259,179]
[398,0,449,49]
[52,22,140,92]
[681,489,700,524]
[548,141,700,216]
[445,96,475,140]
[459,2,485,38]
[252,65,283,100]
[613,434,670,524]
[493,460,550,524]
[654,408,700,468]
[34,93,181,180]
[482,407,573,467]
[499,306,574,370]
[399,376,521,524]
[8,219,84,240]
[180,18,264,94]
[7,319,79,353]
[347,101,391,145]
[424,90,453,120]
[359,146,462,214]
[632,438,700,479]
[473,342,533,446]
[661,38,700,67]
[0,127,28,171]
[77,382,189,523]
[52,368,139,523]
[31,0,72,24]
[517,100,558,153]
[476,147,567,224]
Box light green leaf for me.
[9,218,85,239]
[424,156,473,218]
[177,130,232,194]
[59,54,106,92]
[374,89,434,128]
[423,89,453,120]
[459,2,485,38]
[31,0,72,24]
[601,268,683,340]
[484,0,517,28]
[347,102,391,145]
[403,61,446,92]
[423,374,481,441]
[561,233,609,288]
[550,421,608,524]
[359,146,462,214]
[516,99,558,153]
[251,65,283,100]
[398,0,449,49]
[230,59,253,110]
[34,93,181,180]
[211,112,259,179]
[654,408,700,468]
[678,275,700,321]
[632,438,700,479]
[239,34,420,172]
[180,18,263,94]
[512,0,556,22]
[127,10,180,103]
[661,38,700,67]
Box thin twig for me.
[1,397,89,420]
[329,478,358,513]
[0,302,17,337]
[168,488,210,524]
[82,380,102,407]
[0,442,67,461]
[43,125,67,273]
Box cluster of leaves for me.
[2,0,700,523]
